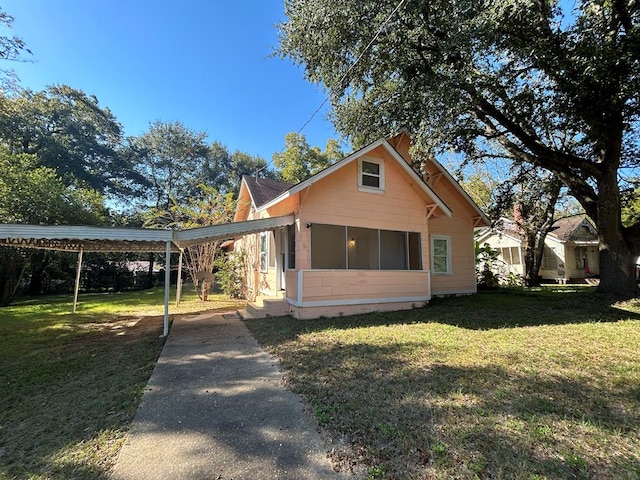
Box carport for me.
[0,215,295,336]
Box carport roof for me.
[0,215,295,253]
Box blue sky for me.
[3,1,343,162]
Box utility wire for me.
[295,0,407,135]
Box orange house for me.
[233,132,488,319]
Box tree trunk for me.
[0,248,26,306]
[27,250,50,295]
[596,166,639,298]
[147,253,154,289]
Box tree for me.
[273,132,343,183]
[0,8,30,62]
[458,166,500,215]
[500,172,563,287]
[221,150,275,196]
[0,85,141,196]
[0,7,31,91]
[145,184,236,299]
[278,0,640,297]
[0,146,105,303]
[128,121,232,213]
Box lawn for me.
[0,286,246,480]
[244,286,640,480]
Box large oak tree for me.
[278,0,640,297]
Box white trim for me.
[0,215,296,252]
[286,295,431,308]
[357,156,385,193]
[423,156,490,226]
[431,288,477,296]
[257,138,452,217]
[431,234,452,275]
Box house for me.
[476,215,600,284]
[232,132,489,319]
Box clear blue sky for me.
[3,1,343,161]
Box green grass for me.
[244,286,640,479]
[0,286,246,480]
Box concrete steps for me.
[238,292,290,319]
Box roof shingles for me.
[242,175,293,208]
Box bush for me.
[214,250,246,299]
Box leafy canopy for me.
[278,0,640,296]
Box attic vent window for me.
[358,157,384,193]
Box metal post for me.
[72,248,83,313]
[175,249,184,307]
[163,241,171,337]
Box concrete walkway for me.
[111,312,349,480]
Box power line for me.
[295,0,407,136]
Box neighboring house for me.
[232,132,489,319]
[476,216,600,284]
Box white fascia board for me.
[427,156,490,225]
[477,229,522,245]
[257,138,452,217]
[174,215,295,246]
[256,139,388,212]
[382,139,452,217]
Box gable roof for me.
[240,175,293,209]
[424,156,490,227]
[478,215,598,245]
[257,137,453,217]
[548,216,597,242]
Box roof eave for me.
[257,138,453,217]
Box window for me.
[269,231,276,268]
[542,246,558,269]
[288,224,296,269]
[431,235,451,274]
[575,247,588,270]
[500,247,521,265]
[259,231,268,272]
[358,157,384,192]
[311,223,421,270]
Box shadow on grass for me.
[243,287,640,478]
[246,288,640,348]
[268,339,640,479]
[0,315,164,480]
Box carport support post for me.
[175,248,184,307]
[163,241,171,337]
[72,247,83,313]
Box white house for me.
[476,216,599,284]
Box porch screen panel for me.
[408,232,422,270]
[287,224,296,269]
[311,224,346,269]
[380,230,407,270]
[347,226,379,269]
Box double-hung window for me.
[431,235,451,274]
[358,157,384,193]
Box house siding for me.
[426,172,478,295]
[232,133,487,318]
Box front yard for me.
[245,286,640,479]
[1,285,638,479]
[0,287,246,480]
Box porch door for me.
[276,228,286,291]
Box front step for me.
[238,293,290,319]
